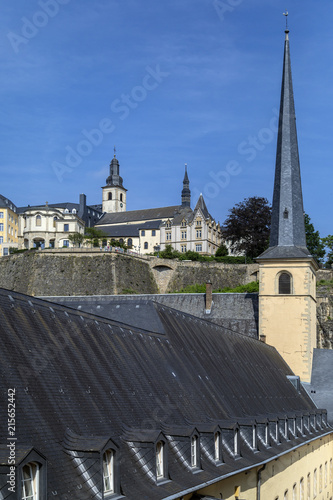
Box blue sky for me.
[1,0,332,237]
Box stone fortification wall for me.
[0,251,158,296]
[0,251,258,296]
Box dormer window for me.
[166,220,171,229]
[72,208,77,214]
[196,219,202,227]
[22,462,40,500]
[181,220,186,227]
[252,425,257,450]
[64,208,69,214]
[214,432,221,461]
[191,435,199,468]
[103,449,115,495]
[234,428,240,456]
[156,441,164,479]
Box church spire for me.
[106,147,124,188]
[258,27,311,260]
[181,163,191,207]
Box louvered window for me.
[279,273,291,294]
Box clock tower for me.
[102,151,127,213]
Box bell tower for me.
[257,27,318,383]
[102,149,127,213]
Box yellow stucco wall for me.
[259,260,317,383]
[179,434,333,500]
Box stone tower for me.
[257,28,318,383]
[102,151,127,213]
[181,164,191,208]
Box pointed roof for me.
[258,30,312,261]
[194,194,211,220]
[181,163,191,207]
[105,152,125,189]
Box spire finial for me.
[283,9,289,30]
[185,162,187,172]
[114,145,116,158]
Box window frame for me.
[103,449,115,495]
[155,441,165,480]
[278,271,292,294]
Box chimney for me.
[260,335,267,343]
[205,281,212,314]
[78,193,86,219]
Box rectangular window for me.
[181,231,187,239]
[22,463,39,500]
[214,432,220,461]
[156,442,164,478]
[64,224,69,232]
[0,223,3,231]
[3,248,8,256]
[191,436,198,467]
[141,230,145,236]
[103,450,114,494]
[196,230,202,239]
[181,245,187,253]
[166,232,171,241]
[152,230,156,236]
[0,236,3,244]
[63,240,69,247]
[0,211,3,218]
[195,244,202,252]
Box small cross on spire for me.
[283,9,289,30]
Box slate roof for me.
[97,220,162,238]
[17,202,102,215]
[96,206,182,226]
[258,31,310,261]
[0,288,330,499]
[0,194,17,211]
[306,348,333,425]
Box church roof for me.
[194,194,212,220]
[97,205,182,225]
[258,30,310,261]
[97,219,162,237]
[0,288,329,499]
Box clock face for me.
[120,203,123,208]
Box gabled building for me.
[0,288,331,500]
[0,195,19,256]
[97,163,223,255]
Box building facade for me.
[0,195,19,256]
[98,161,223,255]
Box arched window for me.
[279,272,291,294]
[36,215,41,227]
[120,193,123,202]
[144,242,148,250]
[108,192,112,200]
[22,462,40,500]
[127,238,133,248]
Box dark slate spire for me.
[106,149,124,188]
[181,164,191,207]
[258,29,311,260]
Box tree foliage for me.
[304,214,325,263]
[223,197,271,259]
[215,243,228,257]
[321,235,333,267]
[84,227,107,247]
[68,232,84,247]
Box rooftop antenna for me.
[283,9,289,30]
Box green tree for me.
[84,227,107,247]
[215,243,228,257]
[321,235,333,267]
[68,232,84,248]
[304,214,325,263]
[223,197,271,260]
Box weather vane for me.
[283,9,289,29]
